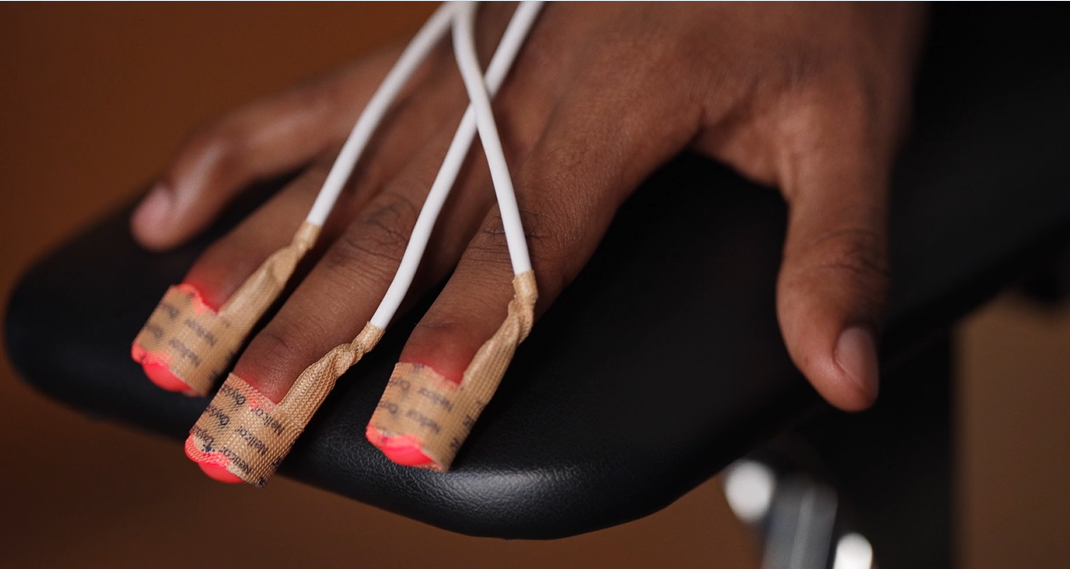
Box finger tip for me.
[184,435,243,484]
[142,359,198,396]
[826,383,877,412]
[131,184,177,251]
[779,311,880,411]
[380,444,436,469]
[832,325,880,411]
[198,462,244,484]
[366,425,437,469]
[132,345,197,395]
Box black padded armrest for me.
[7,5,1070,538]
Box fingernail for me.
[133,183,173,229]
[835,325,880,403]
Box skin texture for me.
[131,3,928,411]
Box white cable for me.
[452,1,533,276]
[370,1,544,329]
[305,2,458,227]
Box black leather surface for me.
[6,5,1070,538]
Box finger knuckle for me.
[245,325,306,380]
[475,206,566,263]
[290,76,343,119]
[529,178,592,256]
[792,68,885,136]
[806,226,890,288]
[321,192,417,281]
[343,151,389,197]
[176,122,248,182]
[464,213,515,270]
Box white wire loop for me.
[451,1,534,276]
[305,2,457,227]
[284,1,541,329]
[369,1,543,328]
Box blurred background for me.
[1,3,1067,567]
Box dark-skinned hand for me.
[131,2,927,411]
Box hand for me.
[131,2,926,411]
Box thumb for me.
[776,120,891,412]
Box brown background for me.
[0,3,1067,567]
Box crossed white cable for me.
[299,0,541,330]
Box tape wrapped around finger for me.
[367,270,537,471]
[131,221,320,396]
[186,323,384,486]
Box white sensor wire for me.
[305,2,457,227]
[369,1,543,329]
[452,1,533,276]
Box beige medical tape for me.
[367,270,537,471]
[186,323,384,486]
[132,221,320,396]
